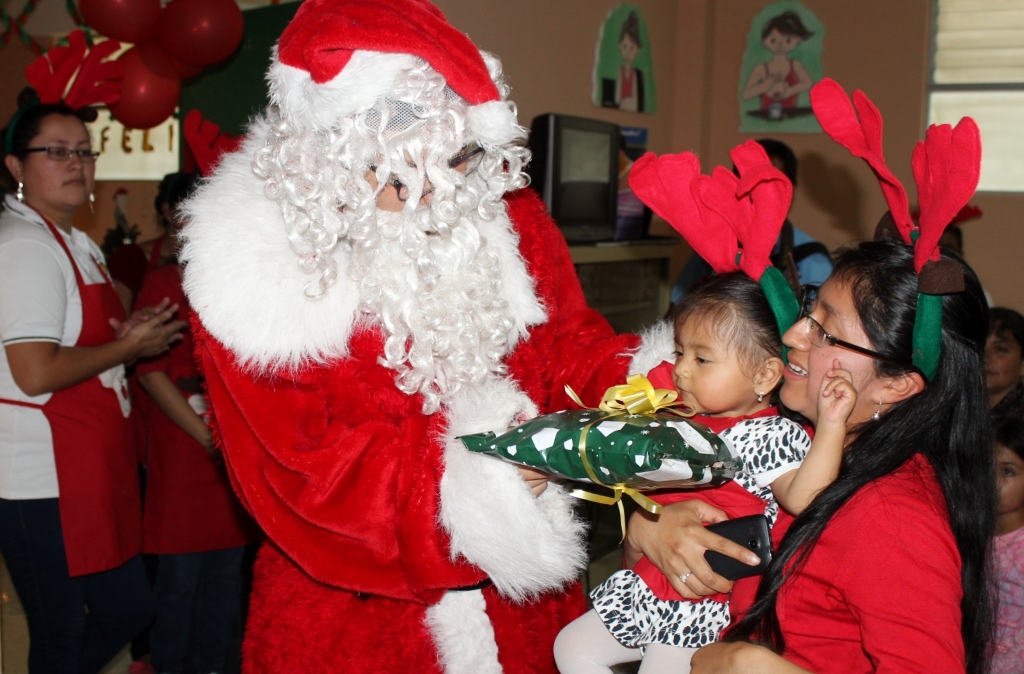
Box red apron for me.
[136,265,259,554]
[1,220,141,576]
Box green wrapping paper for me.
[458,409,739,491]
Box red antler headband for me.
[4,30,122,156]
[25,30,122,109]
[810,78,980,380]
[628,141,800,351]
[183,110,243,177]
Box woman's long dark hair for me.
[728,238,995,673]
[1,87,95,198]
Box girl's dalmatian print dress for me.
[591,415,810,650]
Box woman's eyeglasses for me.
[25,146,100,163]
[799,285,912,369]
[379,144,486,202]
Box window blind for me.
[933,0,1024,84]
[930,0,1024,191]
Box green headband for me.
[3,99,39,157]
[759,265,801,362]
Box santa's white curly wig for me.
[252,51,533,412]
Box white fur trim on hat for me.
[438,377,588,603]
[466,100,524,148]
[268,48,420,131]
[425,589,502,674]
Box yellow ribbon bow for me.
[564,374,694,539]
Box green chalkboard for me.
[179,2,301,140]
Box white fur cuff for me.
[627,320,675,376]
[439,377,588,602]
[425,589,502,674]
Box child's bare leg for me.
[638,643,697,674]
[553,609,640,674]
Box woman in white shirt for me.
[0,87,185,674]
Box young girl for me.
[992,416,1024,673]
[554,273,856,673]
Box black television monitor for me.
[526,113,620,243]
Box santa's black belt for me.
[355,578,493,601]
[450,578,493,592]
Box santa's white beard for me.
[347,205,516,413]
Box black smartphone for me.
[703,514,772,580]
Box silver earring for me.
[16,182,24,202]
[89,192,95,214]
[872,400,883,421]
[757,391,765,402]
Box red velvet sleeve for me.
[504,190,642,413]
[192,321,485,605]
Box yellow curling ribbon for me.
[564,374,695,540]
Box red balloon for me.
[174,58,205,81]
[158,0,244,68]
[108,45,181,130]
[80,0,161,44]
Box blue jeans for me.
[0,497,154,674]
[149,547,246,674]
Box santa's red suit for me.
[182,129,671,672]
[180,3,672,670]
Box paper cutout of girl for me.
[738,1,823,133]
[593,4,657,114]
[743,11,813,117]
[616,13,644,112]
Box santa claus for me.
[179,0,671,671]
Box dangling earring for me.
[16,182,24,202]
[757,391,765,403]
[89,192,95,214]
[872,400,883,421]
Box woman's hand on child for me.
[817,358,857,430]
[625,500,760,598]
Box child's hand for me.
[817,358,857,430]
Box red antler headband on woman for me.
[182,110,242,178]
[3,29,123,156]
[628,140,801,351]
[810,78,980,380]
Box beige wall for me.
[437,0,1022,313]
[433,0,683,153]
[3,1,1021,310]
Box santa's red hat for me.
[267,0,520,145]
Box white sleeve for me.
[0,238,69,345]
[722,416,812,489]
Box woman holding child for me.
[629,80,995,673]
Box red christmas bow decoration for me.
[25,30,122,109]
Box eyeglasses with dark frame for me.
[25,146,100,163]
[376,144,486,202]
[799,285,913,369]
